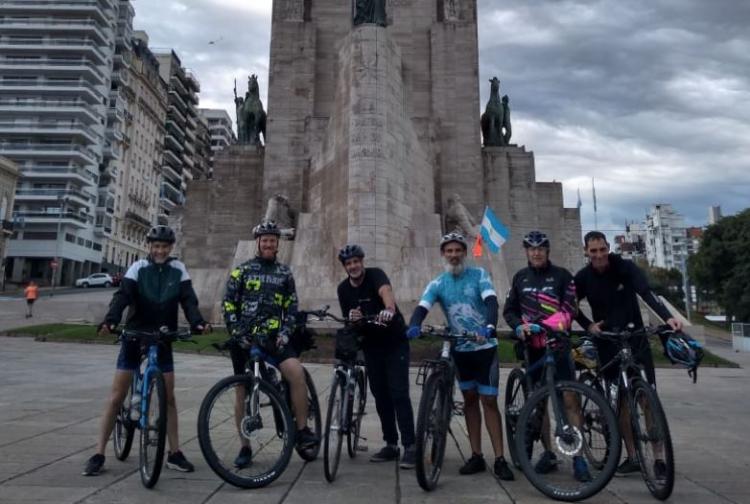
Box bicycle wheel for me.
[139,370,167,488]
[197,375,294,489]
[295,367,322,461]
[324,374,346,482]
[113,382,136,461]
[630,379,674,500]
[347,367,367,458]
[504,367,528,468]
[515,381,620,502]
[415,372,450,491]
[577,372,612,470]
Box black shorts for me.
[26,299,35,306]
[116,340,174,373]
[527,343,575,386]
[452,346,499,396]
[230,344,298,375]
[595,334,656,386]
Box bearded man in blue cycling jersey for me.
[406,232,514,480]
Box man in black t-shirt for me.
[575,231,682,476]
[336,244,416,469]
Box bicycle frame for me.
[134,343,161,430]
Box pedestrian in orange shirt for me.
[24,280,38,318]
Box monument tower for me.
[177,0,582,321]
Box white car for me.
[75,273,114,288]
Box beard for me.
[443,257,465,276]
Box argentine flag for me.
[480,206,510,254]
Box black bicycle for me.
[320,310,372,482]
[112,326,192,488]
[413,326,471,492]
[577,325,675,500]
[513,325,620,502]
[197,314,322,488]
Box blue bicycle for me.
[112,326,192,488]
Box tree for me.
[689,209,750,322]
[636,259,685,311]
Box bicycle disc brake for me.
[555,424,584,456]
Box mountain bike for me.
[320,310,373,482]
[513,325,620,502]
[577,325,675,500]
[413,326,472,491]
[197,317,322,489]
[112,326,192,489]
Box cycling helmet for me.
[338,244,365,264]
[146,225,176,244]
[664,332,704,383]
[440,231,468,251]
[572,339,599,370]
[253,220,281,238]
[523,230,550,248]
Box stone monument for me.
[176,0,582,323]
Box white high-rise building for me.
[199,108,235,154]
[708,205,722,225]
[0,0,122,285]
[644,204,687,270]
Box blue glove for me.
[480,325,496,339]
[406,326,421,340]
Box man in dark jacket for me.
[336,244,416,468]
[575,230,682,475]
[83,225,210,476]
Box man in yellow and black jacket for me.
[222,220,318,468]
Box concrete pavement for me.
[0,335,748,503]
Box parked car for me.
[75,273,114,288]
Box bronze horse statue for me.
[234,74,267,146]
[481,77,511,147]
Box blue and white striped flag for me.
[479,206,510,254]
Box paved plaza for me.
[0,292,749,503]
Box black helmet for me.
[146,225,176,244]
[338,244,365,264]
[523,230,550,248]
[253,220,281,238]
[440,231,468,251]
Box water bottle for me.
[130,393,142,421]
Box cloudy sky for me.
[133,0,750,235]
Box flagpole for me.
[592,178,598,230]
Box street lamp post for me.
[51,196,67,294]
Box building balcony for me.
[12,210,92,228]
[0,120,101,143]
[162,164,182,186]
[181,152,194,168]
[0,142,100,164]
[20,165,97,184]
[168,104,187,125]
[0,18,109,44]
[0,58,107,84]
[182,139,195,155]
[0,78,104,104]
[166,119,186,141]
[170,74,187,96]
[160,180,183,206]
[14,188,94,206]
[163,148,182,168]
[169,90,188,113]
[103,142,121,160]
[0,98,102,122]
[0,1,113,23]
[0,37,110,65]
[164,134,184,153]
[185,70,200,92]
[124,210,150,229]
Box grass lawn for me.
[2,323,738,369]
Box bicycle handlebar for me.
[594,324,672,342]
[420,325,481,341]
[120,327,193,342]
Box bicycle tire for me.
[415,372,450,491]
[139,370,167,488]
[577,371,612,470]
[295,368,322,461]
[324,374,345,482]
[515,380,620,502]
[347,367,367,458]
[630,379,674,500]
[504,367,528,468]
[197,374,294,488]
[113,383,136,461]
